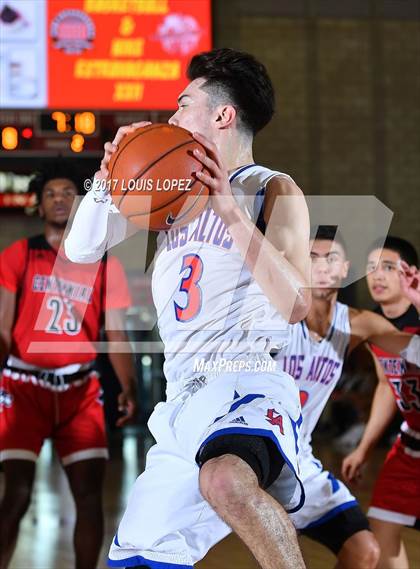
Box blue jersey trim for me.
[301,304,338,343]
[229,163,255,183]
[213,393,264,423]
[303,500,359,529]
[108,555,193,568]
[327,472,340,494]
[254,186,267,234]
[326,304,338,342]
[289,413,302,455]
[197,426,305,514]
[228,393,265,413]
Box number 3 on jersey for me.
[174,254,203,322]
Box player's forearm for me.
[400,335,420,367]
[369,332,420,367]
[0,331,11,366]
[106,330,137,392]
[224,206,311,323]
[109,352,137,393]
[65,189,112,263]
[357,383,397,455]
[65,182,128,263]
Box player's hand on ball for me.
[341,447,367,485]
[398,260,420,312]
[97,121,152,180]
[192,131,238,221]
[116,386,138,427]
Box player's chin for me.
[50,214,70,227]
[311,287,336,298]
[369,289,388,303]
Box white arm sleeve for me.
[65,180,128,263]
[400,335,420,368]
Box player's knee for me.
[352,540,380,569]
[340,532,380,569]
[69,476,103,509]
[365,537,381,569]
[198,433,282,493]
[199,454,257,508]
[4,484,33,518]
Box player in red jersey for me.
[342,236,420,569]
[0,161,138,569]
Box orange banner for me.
[48,0,212,109]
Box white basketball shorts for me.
[108,368,305,568]
[286,453,357,530]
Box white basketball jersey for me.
[273,302,351,454]
[152,164,293,392]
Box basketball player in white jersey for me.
[273,226,420,569]
[65,49,312,569]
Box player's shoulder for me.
[233,164,296,192]
[348,306,375,324]
[104,254,128,280]
[105,254,123,269]
[1,237,29,258]
[266,173,303,198]
[349,306,392,334]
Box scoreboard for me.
[0,0,212,110]
[0,109,172,153]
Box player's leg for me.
[301,506,379,569]
[367,439,417,569]
[0,460,36,568]
[0,372,48,568]
[108,439,232,567]
[369,519,408,569]
[196,374,307,569]
[110,370,305,568]
[294,459,380,569]
[54,376,108,569]
[199,451,305,569]
[64,458,106,569]
[335,531,379,569]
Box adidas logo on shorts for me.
[229,416,248,425]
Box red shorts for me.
[0,371,108,465]
[368,437,420,526]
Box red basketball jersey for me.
[0,235,131,368]
[370,305,420,432]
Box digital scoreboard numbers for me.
[0,111,99,152]
[0,0,212,110]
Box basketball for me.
[108,124,210,231]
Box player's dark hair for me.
[28,158,84,205]
[310,225,348,255]
[187,48,275,136]
[367,236,418,266]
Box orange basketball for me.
[108,124,210,231]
